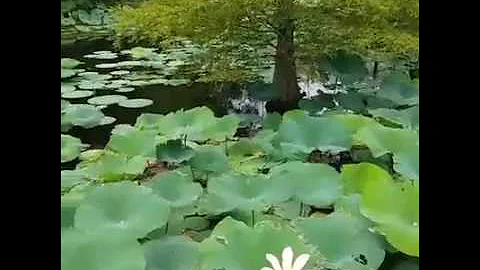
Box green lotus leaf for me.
[62,90,95,99]
[377,72,418,106]
[61,68,77,79]
[324,50,369,84]
[341,163,392,195]
[85,52,118,60]
[227,139,266,175]
[144,236,200,270]
[81,153,148,181]
[203,172,277,212]
[61,99,70,111]
[61,84,76,93]
[61,170,88,191]
[354,125,419,180]
[62,104,105,128]
[61,135,86,163]
[198,217,317,270]
[156,139,195,163]
[61,58,83,69]
[269,161,342,207]
[369,106,419,131]
[147,171,202,207]
[95,63,119,69]
[106,129,158,158]
[135,113,165,130]
[278,113,352,154]
[201,114,240,141]
[99,116,117,126]
[111,124,136,135]
[336,92,368,112]
[78,81,107,90]
[262,112,282,131]
[189,145,229,175]
[360,177,419,257]
[110,70,130,75]
[87,95,128,105]
[79,149,105,162]
[124,47,157,59]
[118,98,154,108]
[61,228,145,270]
[61,183,96,230]
[116,87,135,93]
[297,212,385,270]
[75,181,170,238]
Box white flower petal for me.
[292,254,311,270]
[261,268,274,270]
[282,246,294,270]
[266,253,282,270]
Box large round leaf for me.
[61,170,88,191]
[144,236,200,270]
[203,172,276,212]
[369,106,419,130]
[198,217,318,270]
[377,72,418,106]
[118,98,154,108]
[354,125,418,180]
[269,161,342,207]
[190,146,229,175]
[297,212,385,270]
[61,228,145,270]
[62,104,105,128]
[201,114,240,141]
[341,163,392,195]
[227,139,266,175]
[87,95,128,105]
[156,139,195,163]
[81,153,148,181]
[75,181,170,238]
[147,171,202,207]
[360,179,419,257]
[61,135,86,163]
[106,129,158,158]
[61,58,83,69]
[277,113,352,154]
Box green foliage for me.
[61,229,146,270]
[147,171,202,207]
[74,181,170,238]
[156,139,196,164]
[144,236,200,270]
[298,212,386,270]
[61,134,87,163]
[198,217,318,269]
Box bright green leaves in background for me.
[340,163,419,257]
[298,212,385,270]
[135,106,240,142]
[156,139,196,164]
[354,125,419,180]
[75,181,170,238]
[199,217,316,270]
[361,178,419,257]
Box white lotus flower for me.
[261,246,310,270]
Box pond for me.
[61,39,250,148]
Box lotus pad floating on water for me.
[62,90,95,99]
[61,84,76,93]
[118,98,153,108]
[116,87,135,93]
[99,116,117,125]
[110,70,130,76]
[87,95,128,105]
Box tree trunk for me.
[269,0,301,113]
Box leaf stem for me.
[299,201,304,217]
[164,222,169,235]
[251,210,255,227]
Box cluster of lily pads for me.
[61,80,419,270]
[61,0,115,45]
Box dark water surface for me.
[62,39,240,148]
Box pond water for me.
[61,39,246,149]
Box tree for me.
[112,0,418,110]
